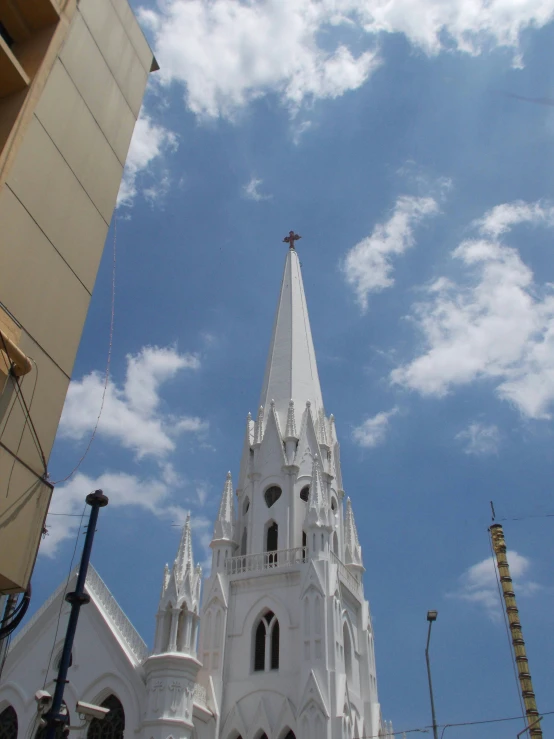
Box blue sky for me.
[28,1,554,736]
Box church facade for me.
[0,244,394,739]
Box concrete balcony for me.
[225,546,307,576]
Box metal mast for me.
[489,523,542,738]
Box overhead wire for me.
[353,709,554,738]
[50,215,117,485]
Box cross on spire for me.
[283,230,301,250]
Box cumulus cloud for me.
[450,552,540,620]
[41,471,213,558]
[342,194,442,311]
[117,114,178,208]
[243,177,272,201]
[138,0,554,119]
[42,471,183,557]
[456,422,500,455]
[59,346,207,459]
[391,200,554,419]
[352,407,398,448]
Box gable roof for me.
[10,565,149,666]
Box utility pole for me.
[489,524,542,738]
[44,490,108,739]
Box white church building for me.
[0,241,394,739]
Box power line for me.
[51,215,117,485]
[356,710,554,738]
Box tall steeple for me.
[196,234,390,739]
[259,243,324,432]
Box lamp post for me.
[44,490,108,739]
[425,610,439,739]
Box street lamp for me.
[425,610,439,739]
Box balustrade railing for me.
[331,551,363,597]
[225,546,307,575]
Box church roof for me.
[259,246,324,431]
[10,564,149,666]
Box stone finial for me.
[254,405,264,445]
[213,471,235,541]
[344,497,363,567]
[318,407,328,446]
[285,399,298,439]
[305,453,329,528]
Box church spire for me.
[213,471,235,542]
[259,240,324,432]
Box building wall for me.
[0,0,157,592]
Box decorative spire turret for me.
[317,407,328,446]
[213,472,235,542]
[154,513,202,656]
[344,497,363,569]
[285,399,298,439]
[174,512,193,582]
[254,405,264,445]
[305,454,329,530]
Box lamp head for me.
[427,610,438,622]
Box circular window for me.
[300,485,310,502]
[331,497,337,512]
[264,486,282,508]
[243,497,250,514]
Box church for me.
[0,239,394,739]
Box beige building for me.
[0,0,158,594]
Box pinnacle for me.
[213,470,235,542]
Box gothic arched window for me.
[87,695,125,739]
[241,527,247,556]
[264,486,282,508]
[243,497,250,515]
[254,620,265,671]
[283,732,296,739]
[343,623,353,682]
[0,706,17,739]
[333,531,339,556]
[266,522,278,552]
[253,611,279,672]
[299,485,309,502]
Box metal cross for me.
[283,230,301,249]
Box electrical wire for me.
[353,710,554,738]
[488,532,527,730]
[51,215,117,485]
[42,504,88,688]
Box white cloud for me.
[117,115,178,208]
[342,194,442,311]
[41,470,188,557]
[450,552,541,620]
[59,346,207,459]
[391,200,554,419]
[243,177,272,202]
[138,0,554,120]
[352,407,398,448]
[456,422,500,455]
